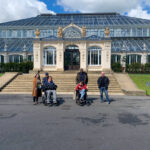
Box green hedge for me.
[0,62,33,73]
[111,63,122,72]
[126,63,150,73]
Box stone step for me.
[1,73,123,95]
[7,85,120,88]
[2,89,122,93]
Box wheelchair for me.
[75,90,90,106]
[41,86,59,106]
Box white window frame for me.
[88,47,101,66]
[43,47,56,66]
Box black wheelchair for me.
[75,90,90,106]
[41,85,59,106]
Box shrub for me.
[0,62,33,73]
[111,63,122,72]
[126,63,150,73]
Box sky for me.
[0,0,150,23]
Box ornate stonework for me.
[82,26,86,37]
[58,26,63,38]
[104,28,110,38]
[35,28,40,38]
[63,27,81,39]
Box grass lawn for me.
[0,73,4,77]
[129,74,150,95]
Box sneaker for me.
[108,101,110,104]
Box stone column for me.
[79,42,87,71]
[3,53,8,63]
[56,42,64,71]
[141,53,147,64]
[101,41,111,72]
[33,40,42,71]
[22,52,27,61]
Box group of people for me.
[32,73,57,105]
[32,68,111,105]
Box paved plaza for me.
[0,94,150,150]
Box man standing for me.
[97,72,110,104]
[42,72,49,85]
[76,68,88,84]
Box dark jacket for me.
[97,76,110,89]
[42,80,57,91]
[42,76,48,85]
[76,72,88,84]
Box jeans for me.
[80,89,85,100]
[46,90,57,103]
[100,87,110,102]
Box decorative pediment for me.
[63,26,82,39]
[57,23,86,39]
[63,23,82,32]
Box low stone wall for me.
[0,72,19,91]
[114,73,146,96]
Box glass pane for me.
[99,54,101,64]
[137,55,141,63]
[47,51,53,64]
[88,51,90,65]
[0,55,4,63]
[91,50,98,65]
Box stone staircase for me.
[1,72,124,95]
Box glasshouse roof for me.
[1,37,150,52]
[0,13,150,27]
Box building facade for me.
[0,13,150,71]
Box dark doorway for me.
[64,45,80,70]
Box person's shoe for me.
[108,101,111,104]
[49,102,53,106]
[79,99,82,104]
[33,102,36,105]
[53,101,57,106]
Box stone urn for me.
[35,28,40,38]
[104,28,110,38]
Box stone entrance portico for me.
[33,24,111,72]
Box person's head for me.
[45,72,49,77]
[101,72,105,77]
[80,81,84,86]
[35,73,39,79]
[48,76,53,82]
[80,68,83,73]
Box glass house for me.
[0,13,150,71]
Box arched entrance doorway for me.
[64,45,80,70]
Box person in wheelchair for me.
[44,76,57,105]
[75,81,88,104]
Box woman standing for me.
[32,73,42,105]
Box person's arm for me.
[86,73,88,84]
[76,73,79,84]
[53,82,57,90]
[84,84,88,90]
[75,84,79,91]
[42,77,45,85]
[97,77,100,85]
[104,77,109,89]
[107,77,110,87]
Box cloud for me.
[57,0,150,19]
[128,6,150,19]
[0,0,55,23]
[57,0,141,13]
